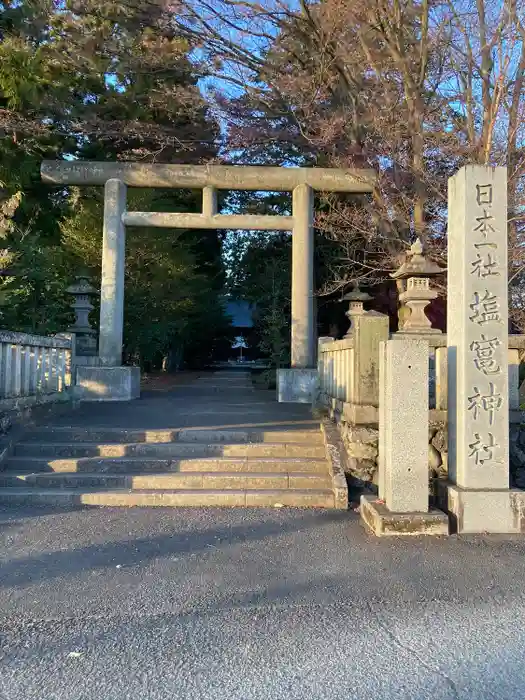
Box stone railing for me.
[316,312,390,424]
[317,318,525,491]
[0,331,74,408]
[318,336,354,403]
[317,322,525,420]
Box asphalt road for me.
[2,505,525,700]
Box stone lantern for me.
[343,283,372,337]
[67,275,98,355]
[391,238,443,334]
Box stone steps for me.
[0,487,336,508]
[194,375,251,383]
[0,421,346,510]
[13,441,326,459]
[192,379,251,383]
[169,385,256,393]
[179,373,255,392]
[5,456,329,474]
[23,427,323,444]
[0,471,332,490]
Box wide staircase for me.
[0,371,343,508]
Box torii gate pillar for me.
[277,183,317,403]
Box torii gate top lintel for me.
[41,161,376,193]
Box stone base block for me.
[342,402,379,425]
[74,355,101,367]
[360,494,449,537]
[437,481,525,534]
[76,366,140,402]
[277,369,318,404]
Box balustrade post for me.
[36,347,44,392]
[56,349,63,391]
[508,349,520,411]
[347,312,389,424]
[29,345,38,394]
[22,346,31,396]
[317,337,333,404]
[50,348,57,391]
[43,347,51,392]
[5,344,13,397]
[13,345,22,397]
[0,343,6,398]
[435,346,448,411]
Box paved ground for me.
[2,374,525,699]
[2,505,525,700]
[50,372,317,432]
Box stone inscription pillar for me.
[99,178,127,367]
[291,184,315,368]
[379,338,429,512]
[447,166,509,490]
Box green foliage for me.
[0,0,230,367]
[60,187,231,369]
[228,232,291,369]
[0,139,72,334]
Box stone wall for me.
[335,414,525,492]
[510,425,525,488]
[428,421,448,480]
[338,422,378,488]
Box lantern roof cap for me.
[391,238,443,279]
[66,275,97,295]
[343,282,372,302]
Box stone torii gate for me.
[42,161,375,401]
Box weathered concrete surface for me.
[41,161,377,192]
[277,368,318,403]
[379,338,429,513]
[75,366,140,402]
[0,331,71,349]
[99,179,126,367]
[438,482,525,534]
[360,494,449,537]
[350,312,389,408]
[50,372,318,429]
[447,166,509,490]
[123,211,294,231]
[320,419,349,509]
[3,507,525,699]
[291,184,315,368]
[444,166,518,533]
[0,487,336,508]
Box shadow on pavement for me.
[0,510,348,589]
